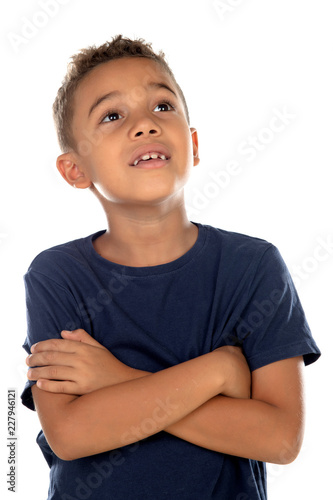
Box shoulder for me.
[25,230,105,282]
[197,222,278,267]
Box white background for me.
[1,0,332,498]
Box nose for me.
[129,114,161,139]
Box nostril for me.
[134,129,158,137]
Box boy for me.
[22,35,320,499]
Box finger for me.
[27,365,75,382]
[61,329,105,348]
[31,338,78,354]
[35,378,81,395]
[27,351,78,368]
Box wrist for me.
[116,366,151,384]
[129,367,151,380]
[213,346,251,399]
[209,350,229,394]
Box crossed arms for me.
[27,329,305,463]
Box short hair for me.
[52,34,190,153]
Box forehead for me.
[73,58,176,111]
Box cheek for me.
[180,136,196,169]
[74,123,110,158]
[80,148,114,181]
[178,127,194,155]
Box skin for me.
[27,57,305,464]
[57,57,200,267]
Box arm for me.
[166,356,305,464]
[28,330,304,464]
[29,342,247,461]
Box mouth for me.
[129,144,171,169]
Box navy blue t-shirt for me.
[21,222,320,499]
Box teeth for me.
[133,152,168,166]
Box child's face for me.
[67,57,199,207]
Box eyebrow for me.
[88,90,121,117]
[88,81,177,118]
[148,82,177,97]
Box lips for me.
[129,143,171,167]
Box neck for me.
[92,194,198,267]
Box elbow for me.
[267,404,305,465]
[44,422,83,462]
[276,437,303,465]
[271,426,304,465]
[45,432,77,462]
[52,441,79,462]
[51,429,90,461]
[52,447,75,462]
[46,424,120,461]
[49,439,85,462]
[32,387,86,461]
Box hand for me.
[214,345,251,399]
[26,329,149,395]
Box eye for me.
[101,111,123,123]
[154,102,174,112]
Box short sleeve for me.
[233,245,321,371]
[21,269,83,411]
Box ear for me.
[56,153,92,189]
[190,127,200,167]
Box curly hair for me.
[53,35,190,153]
